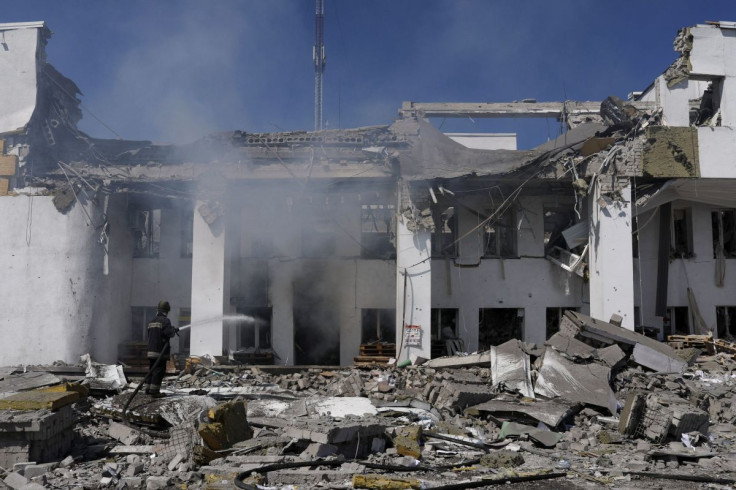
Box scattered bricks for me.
[108,421,138,445]
[198,400,253,451]
[479,450,525,468]
[3,472,29,490]
[596,430,623,444]
[22,462,58,479]
[352,474,422,489]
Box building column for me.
[588,180,635,329]
[271,261,295,365]
[395,218,432,362]
[190,201,228,356]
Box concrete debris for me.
[5,312,736,487]
[80,353,127,391]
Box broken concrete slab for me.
[0,390,79,411]
[619,391,709,443]
[80,354,127,391]
[491,340,534,399]
[534,348,617,414]
[631,342,687,374]
[425,351,490,368]
[596,344,627,370]
[545,333,595,360]
[198,400,253,451]
[465,397,580,428]
[0,372,61,395]
[107,421,138,445]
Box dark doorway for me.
[478,308,523,350]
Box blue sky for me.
[4,1,736,147]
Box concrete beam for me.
[400,100,656,120]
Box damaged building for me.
[2,20,736,369]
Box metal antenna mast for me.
[313,0,325,131]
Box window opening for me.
[361,204,396,259]
[478,308,524,350]
[716,306,736,339]
[361,309,396,343]
[671,208,693,258]
[483,208,516,258]
[712,209,736,258]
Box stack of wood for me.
[668,333,736,355]
[354,342,396,366]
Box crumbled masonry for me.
[1,313,736,488]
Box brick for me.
[0,391,79,411]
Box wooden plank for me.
[0,154,17,176]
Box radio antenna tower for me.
[313,0,326,131]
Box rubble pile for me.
[2,312,736,488]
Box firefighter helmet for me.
[157,300,171,313]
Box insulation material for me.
[490,339,534,399]
[534,348,617,414]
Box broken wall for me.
[636,199,736,336]
[430,195,584,348]
[0,194,130,365]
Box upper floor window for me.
[130,208,161,258]
[483,208,516,258]
[712,209,736,258]
[671,208,693,258]
[432,205,457,258]
[361,204,396,259]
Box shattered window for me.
[361,204,396,259]
[712,209,736,258]
[235,307,272,351]
[361,308,396,343]
[181,210,193,258]
[716,306,736,339]
[545,307,578,339]
[543,206,575,252]
[431,308,458,340]
[131,208,161,258]
[483,208,516,258]
[432,205,457,258]
[663,306,690,337]
[671,208,693,258]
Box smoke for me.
[77,2,313,143]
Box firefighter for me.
[146,300,178,397]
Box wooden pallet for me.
[667,334,736,355]
[359,343,396,357]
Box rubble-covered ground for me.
[2,312,736,489]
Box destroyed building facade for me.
[2,21,736,366]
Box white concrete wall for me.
[0,195,131,364]
[588,183,635,329]
[190,200,227,356]
[0,26,41,133]
[431,195,584,348]
[698,127,736,178]
[636,200,736,335]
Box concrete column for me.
[190,201,227,356]
[588,181,635,329]
[395,218,432,362]
[271,261,295,365]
